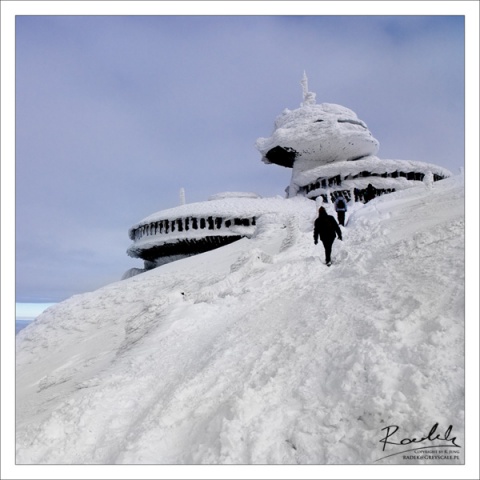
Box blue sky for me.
[8,11,469,303]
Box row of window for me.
[304,170,445,194]
[317,186,395,205]
[353,186,395,203]
[133,216,256,241]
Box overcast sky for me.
[12,13,467,303]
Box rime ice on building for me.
[255,73,451,203]
[125,75,451,274]
[126,193,261,271]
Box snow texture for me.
[16,174,464,465]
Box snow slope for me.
[15,174,465,465]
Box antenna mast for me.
[300,71,316,106]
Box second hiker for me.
[334,195,348,226]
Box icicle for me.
[179,188,186,205]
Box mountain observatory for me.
[126,75,451,273]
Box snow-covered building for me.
[127,193,261,269]
[126,74,451,271]
[126,193,311,271]
[256,72,451,203]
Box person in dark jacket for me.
[313,206,343,266]
[334,195,347,226]
[364,183,376,203]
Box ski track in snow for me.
[16,176,465,465]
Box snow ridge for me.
[16,175,464,465]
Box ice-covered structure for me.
[126,74,451,272]
[256,72,451,203]
[126,193,312,272]
[127,193,261,269]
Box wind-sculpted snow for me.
[256,102,380,169]
[16,175,464,464]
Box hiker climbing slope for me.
[313,206,343,266]
[334,195,348,226]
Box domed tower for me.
[256,73,451,203]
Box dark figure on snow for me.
[364,183,376,203]
[334,195,347,226]
[313,207,343,266]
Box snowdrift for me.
[16,174,464,465]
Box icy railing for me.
[304,170,447,194]
[131,216,257,242]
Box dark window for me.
[265,145,297,168]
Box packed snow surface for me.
[16,175,464,465]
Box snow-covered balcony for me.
[293,156,451,203]
[128,215,256,263]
